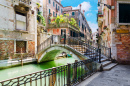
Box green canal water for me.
[0,57,77,81]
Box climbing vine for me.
[36,3,46,26]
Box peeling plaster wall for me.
[0,0,38,56]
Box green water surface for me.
[0,57,76,81]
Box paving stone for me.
[77,65,130,86]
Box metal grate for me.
[16,41,26,53]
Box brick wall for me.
[0,40,14,60]
[116,33,130,64]
[28,41,35,56]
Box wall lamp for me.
[98,2,114,10]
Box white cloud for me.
[87,13,92,17]
[73,1,91,12]
[88,21,98,33]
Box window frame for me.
[53,2,55,7]
[72,12,75,16]
[117,1,130,25]
[16,41,27,53]
[49,9,51,15]
[49,0,51,4]
[15,11,27,31]
[61,9,62,13]
[53,11,55,17]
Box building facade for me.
[43,0,92,40]
[63,6,92,40]
[43,0,63,27]
[98,0,130,64]
[0,0,38,60]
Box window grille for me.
[16,41,26,53]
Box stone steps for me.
[103,63,118,71]
[102,61,111,67]
[70,45,118,71]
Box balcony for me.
[48,23,80,32]
[13,0,31,7]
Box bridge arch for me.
[37,45,88,63]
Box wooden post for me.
[21,48,23,66]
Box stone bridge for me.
[37,45,88,63]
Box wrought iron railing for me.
[92,43,111,60]
[19,0,31,5]
[0,59,97,86]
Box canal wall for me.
[0,58,37,69]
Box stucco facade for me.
[0,0,38,59]
[63,6,92,40]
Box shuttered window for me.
[119,3,130,23]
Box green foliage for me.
[37,12,46,26]
[36,3,40,8]
[51,14,79,30]
[69,18,77,26]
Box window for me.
[72,12,75,16]
[16,11,26,31]
[58,6,60,11]
[82,24,84,31]
[49,9,51,14]
[56,4,57,9]
[16,41,26,53]
[119,3,130,23]
[49,0,51,4]
[79,20,80,26]
[53,2,55,7]
[53,11,55,17]
[61,9,62,13]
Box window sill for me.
[117,22,130,25]
[14,29,28,33]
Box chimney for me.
[79,4,81,11]
[83,10,85,15]
[59,0,61,4]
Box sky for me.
[60,0,98,33]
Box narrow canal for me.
[0,57,77,81]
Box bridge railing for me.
[37,36,52,53]
[37,35,102,63]
[66,36,101,63]
[0,59,97,86]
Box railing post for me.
[64,34,66,47]
[67,63,71,86]
[52,35,53,44]
[99,48,101,63]
[109,48,111,60]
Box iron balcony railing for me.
[47,23,80,32]
[0,59,97,86]
[19,0,31,5]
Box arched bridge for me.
[37,45,88,63]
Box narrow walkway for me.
[77,65,130,86]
